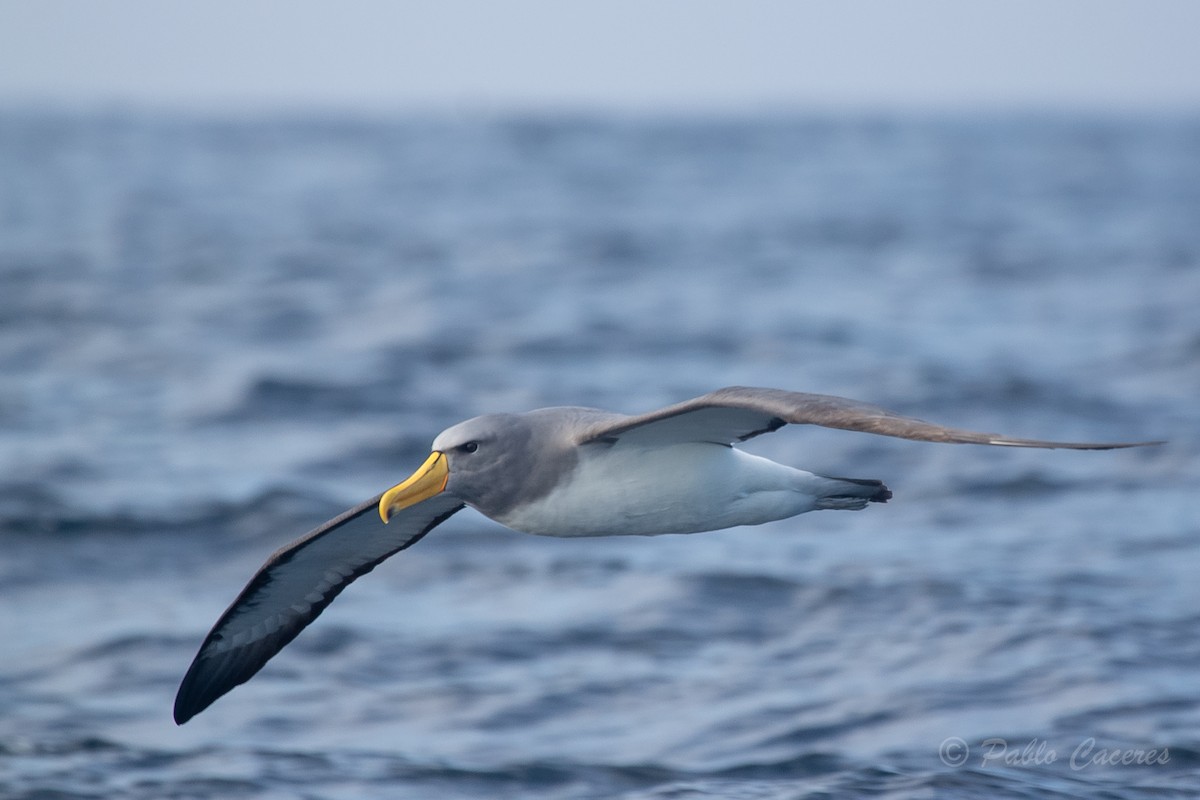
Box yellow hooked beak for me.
[378,451,449,523]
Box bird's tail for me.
[813,475,892,510]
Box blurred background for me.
[2,3,1198,798]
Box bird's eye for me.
[460,441,479,454]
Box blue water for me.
[2,109,1198,799]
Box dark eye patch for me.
[460,441,479,453]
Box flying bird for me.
[173,386,1160,724]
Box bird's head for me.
[379,412,552,522]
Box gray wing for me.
[579,386,1163,449]
[174,493,464,724]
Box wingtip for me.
[986,437,1168,450]
[173,672,228,725]
[1093,439,1167,450]
[172,649,226,725]
[173,670,216,725]
[172,693,198,725]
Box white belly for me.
[494,442,822,537]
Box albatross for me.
[173,386,1161,723]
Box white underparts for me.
[494,442,838,537]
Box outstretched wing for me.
[579,386,1163,449]
[174,493,464,724]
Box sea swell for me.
[2,109,1197,799]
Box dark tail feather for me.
[822,475,892,504]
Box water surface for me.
[2,110,1198,799]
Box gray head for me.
[379,408,592,523]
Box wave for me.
[4,735,1194,799]
[206,374,411,424]
[0,483,351,539]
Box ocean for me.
[1,109,1198,799]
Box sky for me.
[1,0,1199,114]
